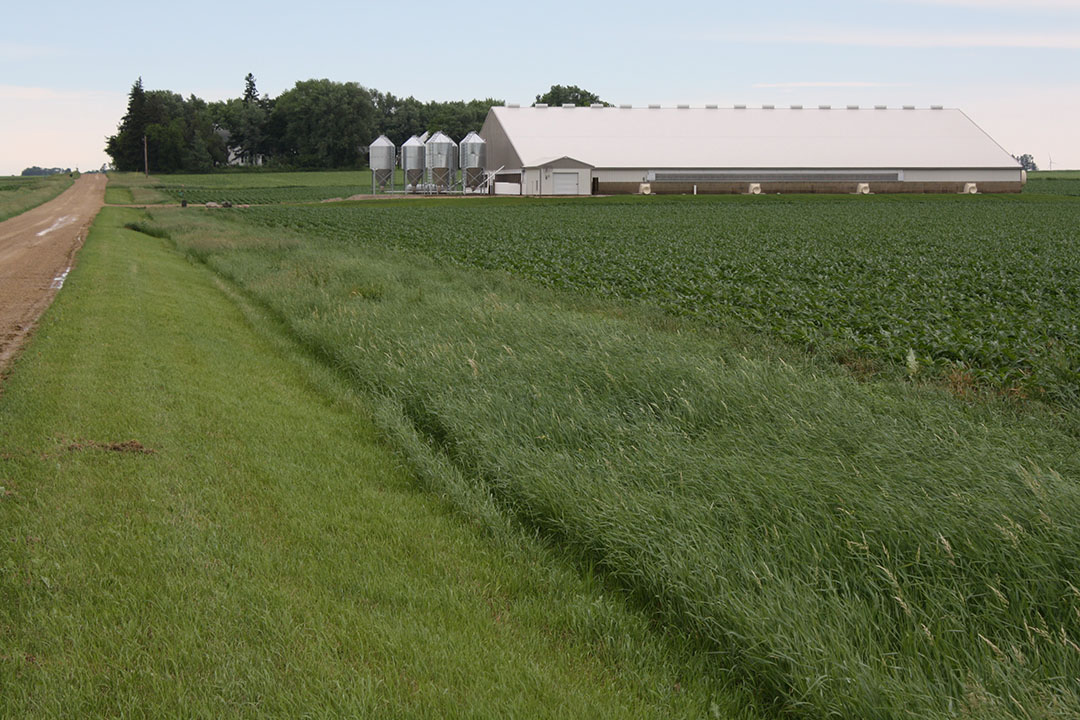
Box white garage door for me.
[552,171,579,195]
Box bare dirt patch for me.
[0,175,106,379]
[66,439,156,455]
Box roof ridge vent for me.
[790,104,803,109]
[535,103,548,108]
[903,105,915,110]
[874,105,887,109]
[705,104,718,109]
[562,103,575,108]
[590,103,605,108]
[762,104,774,109]
[507,103,520,108]
[734,104,746,109]
[619,104,632,109]
[931,104,944,110]
[648,104,661,109]
[847,104,859,110]
[818,104,831,110]
[677,104,689,109]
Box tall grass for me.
[151,206,1080,719]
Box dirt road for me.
[0,174,106,376]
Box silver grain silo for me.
[401,135,426,191]
[425,131,457,190]
[459,131,486,190]
[368,135,395,192]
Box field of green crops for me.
[149,169,375,188]
[165,185,374,204]
[1024,171,1080,197]
[240,193,1080,404]
[0,173,74,221]
[141,195,1080,720]
[105,170,385,205]
[1025,177,1080,196]
[152,170,383,205]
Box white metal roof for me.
[486,106,1018,170]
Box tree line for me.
[105,75,503,173]
[20,166,73,176]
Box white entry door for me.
[552,171,579,195]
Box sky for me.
[2,0,1078,175]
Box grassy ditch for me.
[0,174,75,222]
[0,207,747,718]
[146,204,1080,719]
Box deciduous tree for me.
[534,84,609,107]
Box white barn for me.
[478,104,1024,195]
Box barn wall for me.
[596,181,1023,195]
[523,168,542,196]
[479,113,522,173]
[536,167,592,195]
[902,169,1023,182]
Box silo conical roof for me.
[425,130,457,146]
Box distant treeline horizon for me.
[20,166,74,177]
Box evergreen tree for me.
[243,73,259,106]
[105,78,226,172]
[105,77,149,171]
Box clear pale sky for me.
[2,0,1078,175]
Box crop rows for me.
[157,185,369,205]
[243,195,1080,403]
[148,169,391,205]
[1024,177,1080,196]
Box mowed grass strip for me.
[0,174,75,222]
[152,205,1080,720]
[103,173,173,205]
[0,208,748,719]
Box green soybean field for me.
[241,193,1080,404]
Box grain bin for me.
[459,131,486,190]
[401,135,426,191]
[368,135,395,192]
[425,131,457,190]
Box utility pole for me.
[143,134,149,178]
